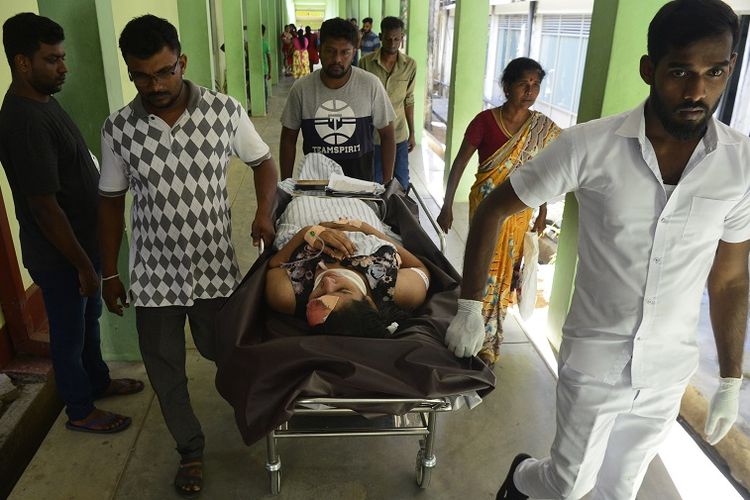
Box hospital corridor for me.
[1,1,749,499]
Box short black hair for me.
[350,18,357,23]
[648,0,739,64]
[2,12,64,70]
[363,17,373,24]
[312,299,408,338]
[381,16,404,33]
[119,14,180,60]
[501,57,546,89]
[320,18,359,47]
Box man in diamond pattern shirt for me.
[97,15,277,497]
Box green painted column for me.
[284,0,295,25]
[369,0,381,28]
[94,0,125,112]
[265,0,279,86]
[223,0,247,107]
[406,0,427,144]
[39,0,139,361]
[358,0,368,20]
[246,0,266,115]
[383,0,399,18]
[443,0,490,201]
[547,0,668,345]
[338,0,348,18]
[38,0,110,158]
[177,0,215,90]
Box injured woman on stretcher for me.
[214,154,495,446]
[265,194,431,337]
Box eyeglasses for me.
[128,59,180,86]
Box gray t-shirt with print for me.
[281,66,395,180]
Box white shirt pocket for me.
[682,196,738,241]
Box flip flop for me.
[96,378,145,400]
[174,460,203,498]
[65,411,132,434]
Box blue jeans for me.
[29,265,110,421]
[374,140,410,189]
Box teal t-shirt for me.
[263,39,270,75]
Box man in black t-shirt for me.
[0,13,142,434]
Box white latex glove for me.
[704,377,742,445]
[445,299,485,358]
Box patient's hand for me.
[320,220,368,233]
[308,227,357,259]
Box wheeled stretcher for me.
[215,182,495,494]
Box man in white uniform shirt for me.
[97,15,277,497]
[445,1,748,499]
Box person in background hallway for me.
[98,15,277,497]
[280,17,396,182]
[305,26,319,73]
[262,24,271,109]
[445,2,749,499]
[292,28,310,79]
[0,13,143,436]
[359,17,381,56]
[349,18,360,66]
[359,16,416,189]
[305,26,320,73]
[437,57,560,366]
[280,24,293,76]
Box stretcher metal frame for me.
[264,185,453,494]
[265,397,453,494]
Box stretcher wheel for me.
[269,469,281,495]
[415,448,433,489]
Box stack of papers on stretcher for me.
[326,172,385,196]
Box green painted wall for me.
[547,0,668,346]
[246,0,266,115]
[383,0,399,18]
[0,1,39,319]
[38,0,110,159]
[178,0,215,90]
[338,0,348,18]
[443,0,490,202]
[369,0,381,28]
[358,0,368,21]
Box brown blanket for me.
[215,191,496,445]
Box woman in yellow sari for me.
[437,58,560,366]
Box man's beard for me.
[323,63,351,79]
[649,87,717,141]
[31,77,63,95]
[146,91,179,108]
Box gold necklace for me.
[497,106,514,137]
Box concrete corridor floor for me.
[10,77,682,500]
